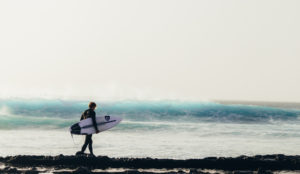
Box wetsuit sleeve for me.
[80,112,84,121]
[91,111,99,132]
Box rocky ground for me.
[1,154,300,174]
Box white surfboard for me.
[70,115,122,135]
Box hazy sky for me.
[0,0,299,102]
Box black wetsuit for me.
[80,109,99,154]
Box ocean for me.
[1,99,300,159]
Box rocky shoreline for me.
[1,154,300,174]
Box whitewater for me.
[1,99,300,159]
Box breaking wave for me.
[0,99,300,129]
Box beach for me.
[1,0,300,173]
[1,99,300,173]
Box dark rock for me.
[276,154,285,161]
[233,171,254,174]
[204,157,217,161]
[123,169,141,174]
[189,168,197,174]
[224,172,233,174]
[257,168,273,174]
[24,170,39,174]
[177,170,186,174]
[237,156,248,160]
[189,168,212,174]
[3,166,21,173]
[73,166,91,174]
[3,166,10,170]
[1,154,300,171]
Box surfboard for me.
[70,115,122,135]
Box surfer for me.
[77,102,99,157]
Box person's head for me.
[88,102,97,110]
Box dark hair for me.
[88,102,97,109]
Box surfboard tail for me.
[70,129,81,135]
[70,123,81,135]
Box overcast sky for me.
[0,0,299,102]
